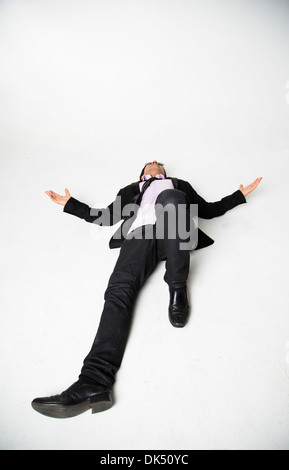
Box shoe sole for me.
[169,318,187,328]
[31,392,113,419]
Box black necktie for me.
[140,176,161,194]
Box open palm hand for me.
[239,178,262,197]
[45,188,71,206]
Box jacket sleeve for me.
[185,182,247,219]
[63,188,124,226]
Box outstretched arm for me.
[45,187,124,226]
[184,177,263,219]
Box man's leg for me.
[79,226,159,388]
[155,189,195,288]
[155,189,196,327]
[32,227,160,418]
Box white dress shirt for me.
[128,174,174,234]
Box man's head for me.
[139,161,166,181]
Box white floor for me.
[1,0,289,450]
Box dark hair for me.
[139,165,167,181]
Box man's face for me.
[142,161,165,179]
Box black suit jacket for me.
[63,177,246,250]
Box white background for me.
[0,0,289,450]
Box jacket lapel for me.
[170,177,179,189]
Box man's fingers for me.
[239,177,262,197]
[245,177,262,188]
[45,190,61,203]
[253,178,262,188]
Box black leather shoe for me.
[169,289,190,328]
[31,381,113,419]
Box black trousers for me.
[79,189,196,387]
